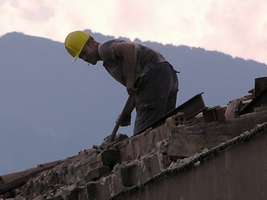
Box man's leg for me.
[134,62,178,134]
[166,67,179,112]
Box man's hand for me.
[127,86,137,96]
[117,113,131,127]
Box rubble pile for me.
[1,77,267,200]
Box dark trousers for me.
[134,62,178,134]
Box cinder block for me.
[203,106,225,122]
[100,149,121,169]
[86,181,110,200]
[65,187,87,200]
[141,154,161,183]
[85,166,110,182]
[119,141,135,162]
[120,162,141,187]
[110,172,124,196]
[167,127,203,159]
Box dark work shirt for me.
[98,39,166,86]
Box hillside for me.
[0,31,266,174]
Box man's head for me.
[64,31,101,65]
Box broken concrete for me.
[2,107,267,200]
[2,78,267,200]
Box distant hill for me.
[0,31,266,174]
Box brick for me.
[141,154,161,183]
[167,127,204,159]
[100,149,121,169]
[85,166,110,182]
[120,162,141,187]
[65,187,87,200]
[203,106,225,122]
[110,172,124,196]
[86,181,110,200]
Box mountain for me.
[0,31,266,174]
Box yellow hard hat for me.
[64,31,90,58]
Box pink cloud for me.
[4,0,54,22]
[0,0,266,63]
[202,0,267,62]
[114,0,155,35]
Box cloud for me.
[202,0,267,63]
[0,0,266,63]
[114,0,156,36]
[10,0,54,21]
[0,0,117,41]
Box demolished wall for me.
[2,77,267,200]
[2,108,267,200]
[114,123,267,200]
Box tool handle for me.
[110,95,134,142]
[110,121,120,142]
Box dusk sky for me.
[0,0,266,64]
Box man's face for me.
[79,41,98,65]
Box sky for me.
[0,0,266,64]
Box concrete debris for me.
[2,78,267,199]
[1,107,267,199]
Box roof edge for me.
[111,122,267,199]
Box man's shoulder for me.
[101,39,127,47]
[99,39,131,60]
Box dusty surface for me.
[1,107,267,199]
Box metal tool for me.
[110,95,134,142]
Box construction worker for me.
[64,31,178,135]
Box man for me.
[64,31,178,135]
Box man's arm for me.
[108,94,136,142]
[118,95,135,126]
[113,42,137,95]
